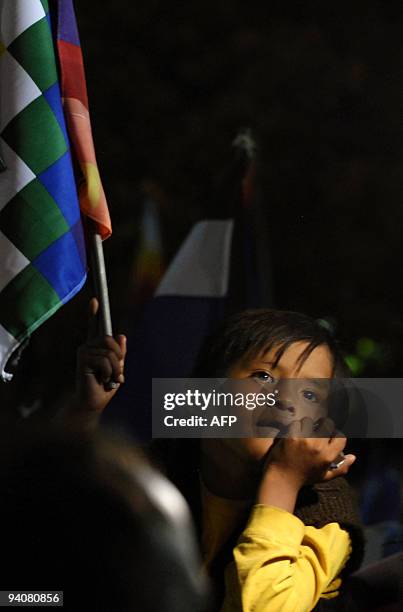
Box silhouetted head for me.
[0,426,207,612]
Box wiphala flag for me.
[0,0,87,379]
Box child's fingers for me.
[329,433,347,457]
[89,297,99,316]
[84,353,114,384]
[299,417,316,437]
[314,417,336,438]
[78,335,125,384]
[342,453,356,467]
[286,419,303,437]
[117,335,127,384]
[86,336,124,360]
[87,298,99,340]
[286,417,315,437]
[96,349,123,382]
[323,454,356,481]
[117,334,127,360]
[80,348,122,382]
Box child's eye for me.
[303,390,318,402]
[251,371,275,384]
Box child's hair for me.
[194,308,349,378]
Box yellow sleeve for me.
[221,505,352,612]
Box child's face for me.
[226,341,334,462]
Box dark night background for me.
[79,0,403,375]
[3,0,403,420]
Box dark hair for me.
[194,309,348,378]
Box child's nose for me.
[274,399,295,415]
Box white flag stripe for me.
[0,230,29,293]
[0,139,36,210]
[0,322,17,381]
[156,220,234,298]
[0,50,41,131]
[0,0,46,48]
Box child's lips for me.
[255,408,294,429]
[254,408,293,436]
[254,410,287,435]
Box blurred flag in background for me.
[105,129,273,440]
[130,181,165,308]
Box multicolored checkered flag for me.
[55,0,111,240]
[0,0,88,380]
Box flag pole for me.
[89,222,118,389]
[89,221,113,337]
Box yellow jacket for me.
[201,485,352,612]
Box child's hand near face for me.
[257,417,356,512]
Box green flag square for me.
[2,95,67,175]
[0,264,61,340]
[40,0,50,14]
[8,16,57,93]
[0,179,69,261]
